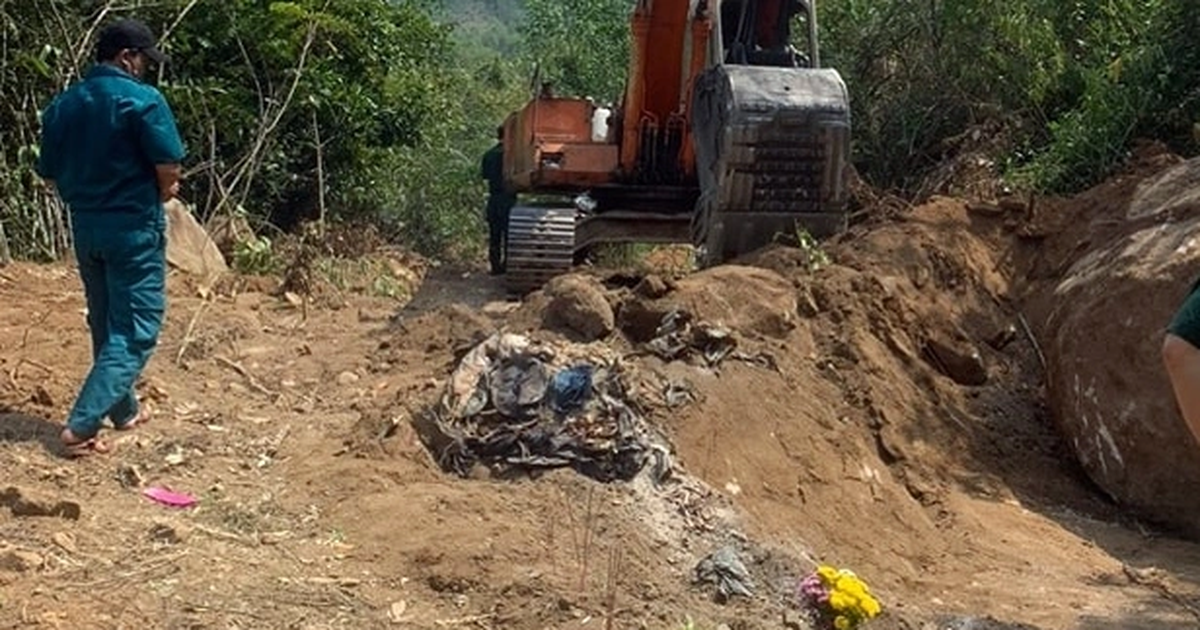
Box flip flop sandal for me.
[61,433,112,458]
[114,406,152,431]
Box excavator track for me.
[690,65,852,267]
[504,204,577,295]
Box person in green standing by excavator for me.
[480,125,516,275]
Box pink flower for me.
[797,573,830,605]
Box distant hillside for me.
[440,0,523,24]
[434,0,524,58]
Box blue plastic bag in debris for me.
[548,364,595,414]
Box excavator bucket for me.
[690,64,851,266]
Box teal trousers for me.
[66,212,166,438]
[1170,277,1200,349]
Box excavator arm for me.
[690,0,851,265]
[500,0,851,293]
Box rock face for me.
[1042,159,1200,537]
[165,198,228,284]
[923,333,988,386]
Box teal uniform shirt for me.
[36,64,185,219]
[35,63,185,440]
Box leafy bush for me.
[518,0,633,103]
[817,0,1197,194]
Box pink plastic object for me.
[142,486,197,508]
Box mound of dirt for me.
[542,274,615,342]
[355,149,1200,627]
[817,201,1091,533]
[1026,156,1200,537]
[373,195,1110,626]
[616,264,799,343]
[386,302,496,355]
[21,155,1200,630]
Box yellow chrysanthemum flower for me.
[807,564,882,627]
[838,581,864,599]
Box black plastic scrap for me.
[431,333,671,483]
[694,545,755,602]
[646,309,778,371]
[662,379,695,408]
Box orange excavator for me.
[500,0,851,293]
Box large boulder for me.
[164,198,227,286]
[1042,159,1200,537]
[542,274,615,342]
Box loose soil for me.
[3,150,1200,630]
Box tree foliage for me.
[518,0,632,104]
[1,0,1198,264]
[157,0,456,225]
[0,0,479,260]
[818,0,1200,192]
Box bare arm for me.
[156,164,181,202]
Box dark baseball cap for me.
[96,18,168,65]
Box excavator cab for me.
[719,0,812,67]
[500,0,851,293]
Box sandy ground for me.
[3,158,1200,630]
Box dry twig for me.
[1018,313,1047,372]
[175,301,211,365]
[1122,564,1200,623]
[561,486,598,593]
[20,311,52,351]
[64,550,188,590]
[214,355,278,398]
[213,19,319,217]
[17,357,53,375]
[159,0,202,43]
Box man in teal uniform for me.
[36,18,185,457]
[480,126,516,275]
[1165,281,1200,449]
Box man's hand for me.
[155,163,182,202]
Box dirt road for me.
[3,164,1200,629]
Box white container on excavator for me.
[591,106,611,142]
